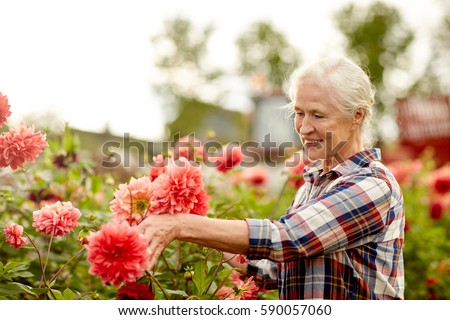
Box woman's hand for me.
[136,214,181,270]
[137,213,250,270]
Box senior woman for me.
[137,56,405,300]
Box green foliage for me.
[151,17,224,104]
[236,21,301,91]
[0,262,34,299]
[411,3,450,94]
[2,124,450,300]
[334,1,414,114]
[0,125,117,300]
[394,153,450,299]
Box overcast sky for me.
[0,0,443,140]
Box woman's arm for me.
[136,214,249,269]
[246,175,394,262]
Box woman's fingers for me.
[137,215,180,269]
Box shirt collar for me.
[304,148,382,179]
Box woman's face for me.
[294,82,363,166]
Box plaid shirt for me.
[245,149,405,300]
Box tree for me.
[411,0,450,95]
[334,1,414,116]
[151,17,238,140]
[151,17,223,103]
[235,21,301,95]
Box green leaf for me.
[9,271,34,279]
[0,282,35,297]
[0,274,12,281]
[4,262,30,275]
[90,175,103,194]
[208,265,225,278]
[48,289,64,300]
[31,288,49,297]
[192,261,208,296]
[165,289,188,298]
[63,288,76,300]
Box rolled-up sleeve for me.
[245,175,392,262]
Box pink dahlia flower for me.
[110,176,154,226]
[215,271,259,300]
[85,220,150,287]
[190,188,209,216]
[215,144,243,173]
[151,157,208,214]
[0,124,48,170]
[3,221,28,249]
[32,201,82,237]
[148,154,167,182]
[0,92,12,128]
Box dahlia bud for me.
[184,271,193,281]
[78,229,90,245]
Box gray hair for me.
[285,57,376,148]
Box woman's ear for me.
[353,107,365,126]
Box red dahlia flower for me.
[286,151,310,189]
[430,202,444,220]
[214,144,243,173]
[232,166,269,186]
[85,220,150,287]
[429,167,450,194]
[117,282,154,300]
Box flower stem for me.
[160,252,171,270]
[215,202,239,218]
[145,270,169,300]
[24,233,57,300]
[41,226,56,286]
[48,247,85,284]
[203,250,223,296]
[269,174,290,219]
[210,270,234,300]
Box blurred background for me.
[1,0,450,299]
[1,0,449,164]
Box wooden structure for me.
[396,96,450,166]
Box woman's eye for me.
[314,114,324,119]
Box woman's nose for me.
[298,117,314,135]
